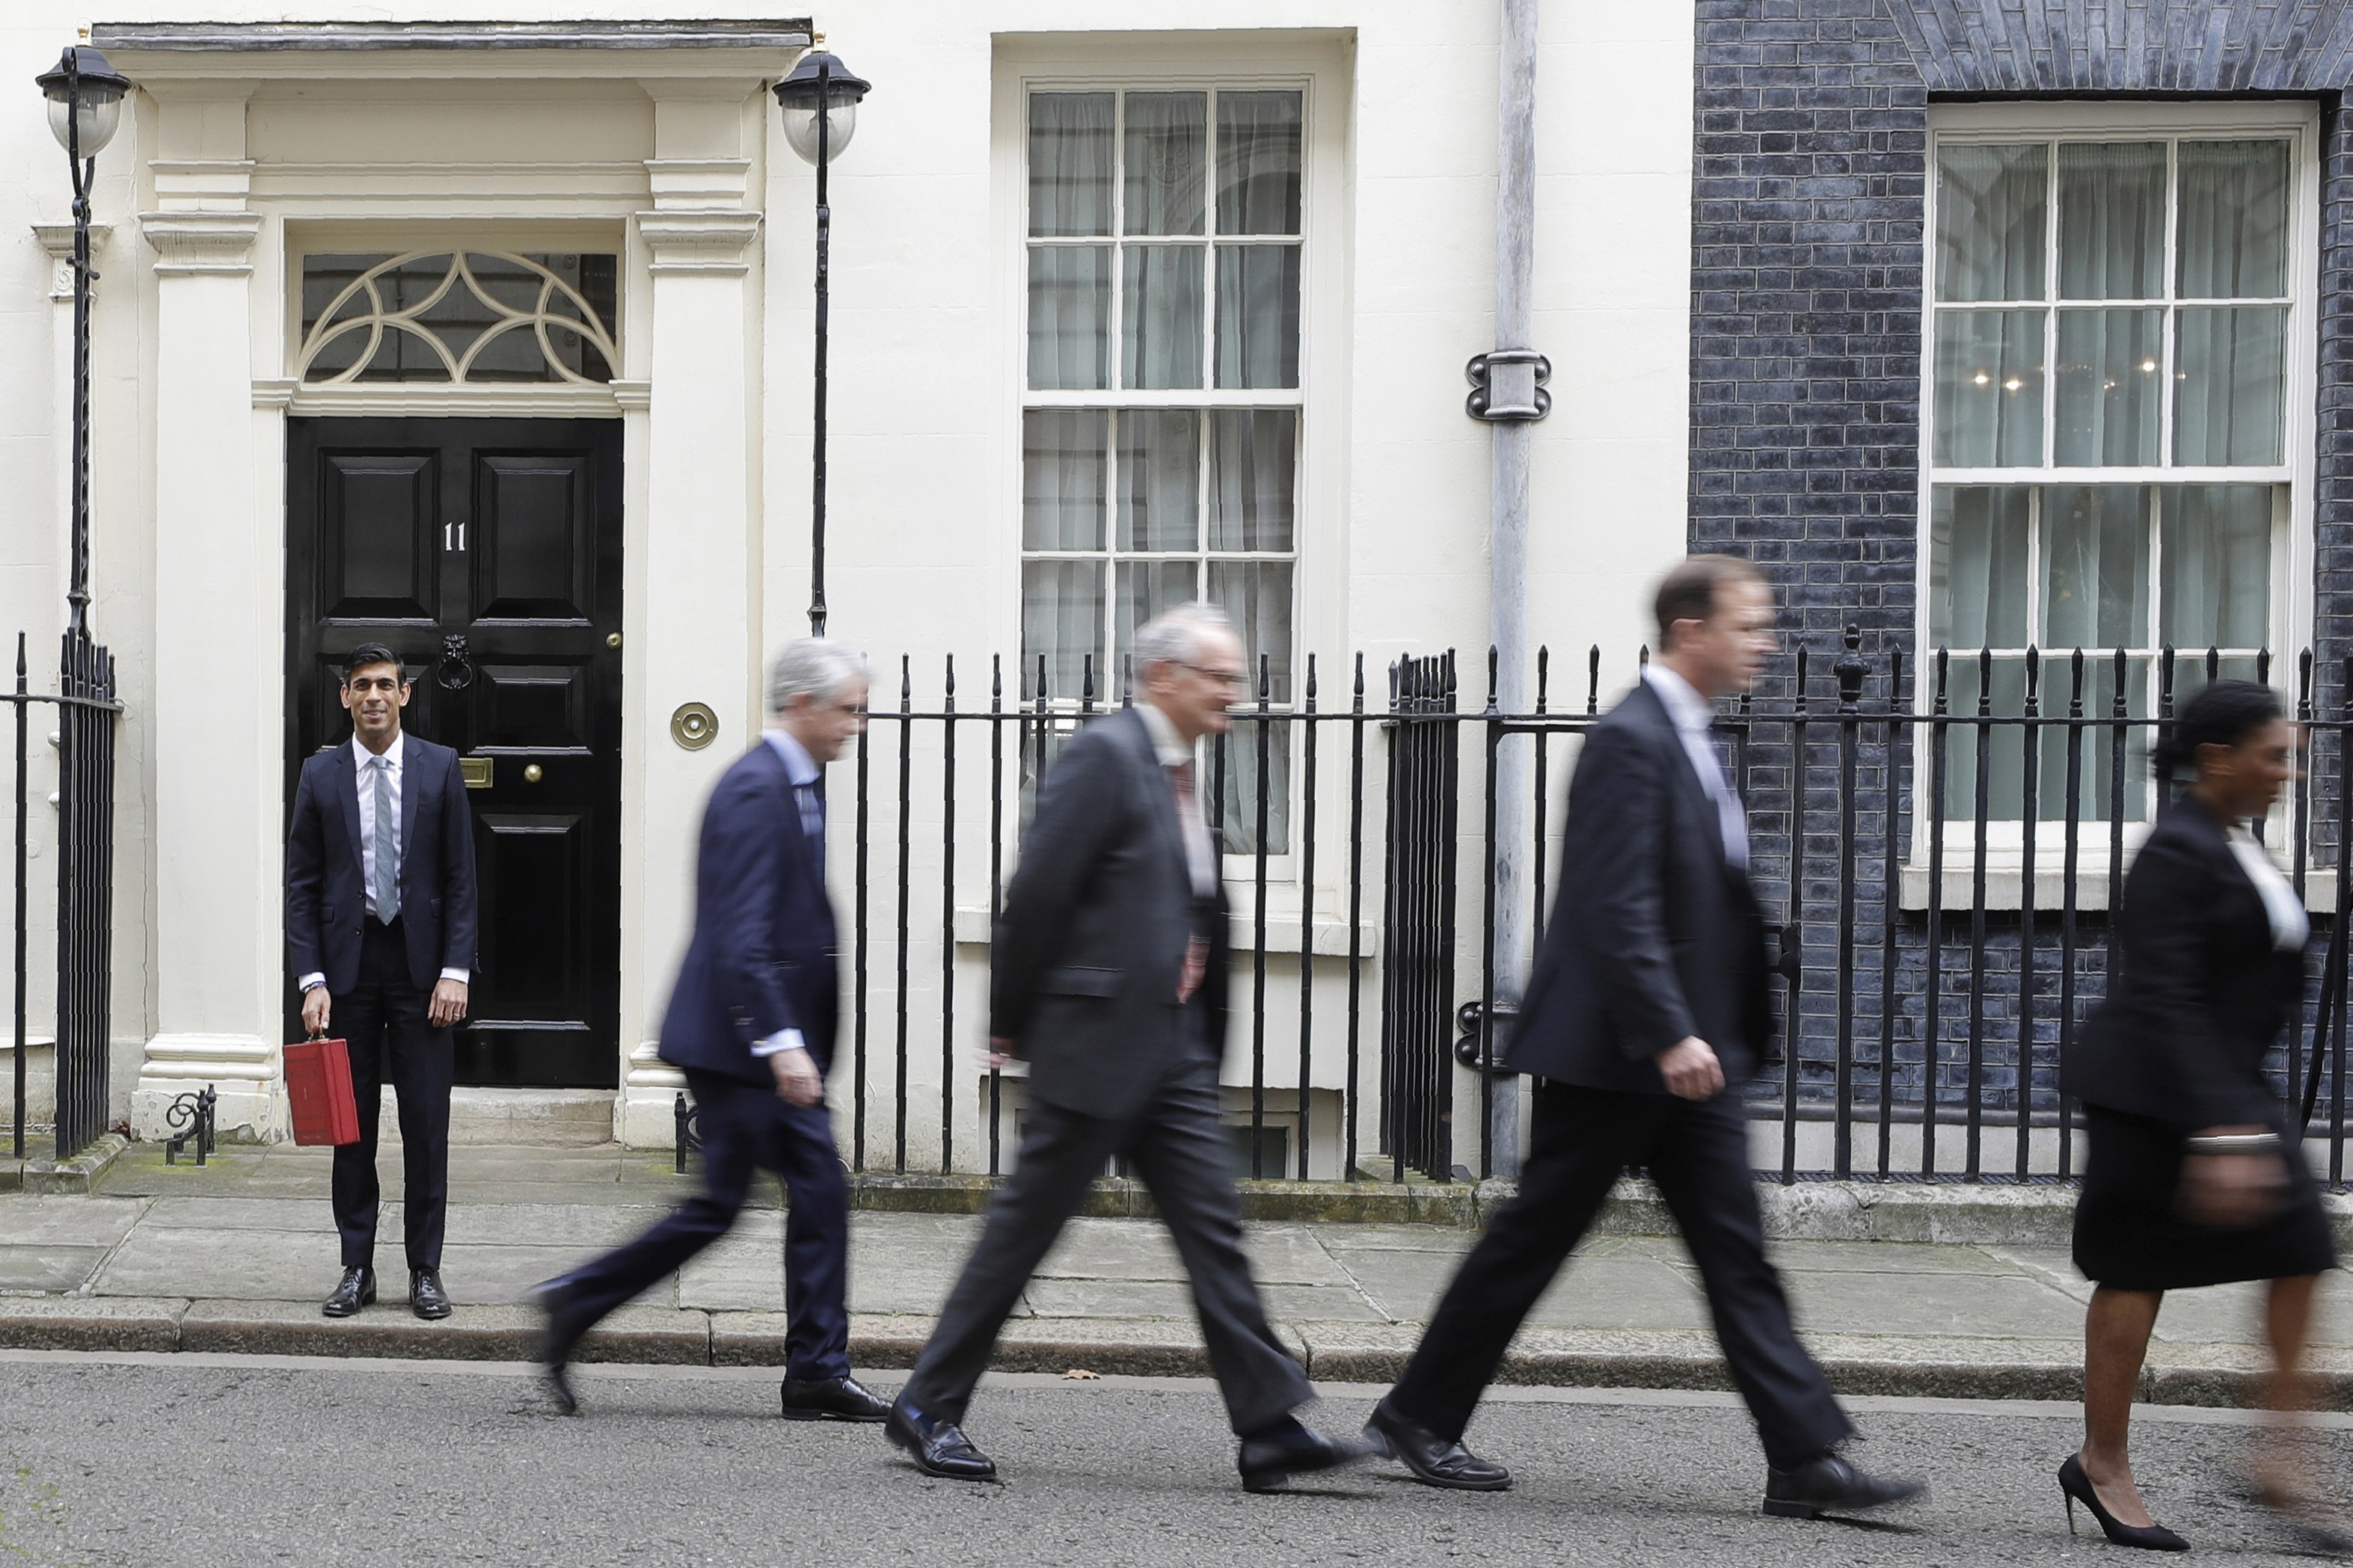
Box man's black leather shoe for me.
[1762,1453,1926,1519]
[322,1267,375,1318]
[884,1398,996,1481]
[1364,1399,1512,1491]
[1238,1420,1381,1494]
[781,1375,891,1422]
[409,1269,452,1321]
[528,1279,585,1415]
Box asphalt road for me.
[0,1353,2346,1567]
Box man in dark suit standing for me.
[530,639,887,1425]
[287,643,479,1321]
[1363,557,1922,1519]
[886,605,1371,1492]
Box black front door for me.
[286,416,623,1089]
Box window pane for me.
[1215,245,1301,390]
[1114,561,1200,678]
[1123,92,1206,237]
[1028,246,1111,390]
[1215,722,1290,855]
[1120,245,1205,390]
[1117,411,1200,550]
[1028,92,1114,237]
[2173,306,2286,465]
[2161,485,2273,650]
[1932,309,2046,466]
[2039,485,2150,651]
[2054,309,2162,466]
[2056,142,2165,299]
[2178,139,2289,298]
[1022,411,1107,550]
[1942,656,2030,820]
[1207,560,1293,702]
[2031,652,2150,823]
[1216,90,1303,236]
[1022,560,1104,701]
[1208,409,1297,550]
[1928,487,2031,648]
[1936,144,2048,302]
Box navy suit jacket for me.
[659,740,839,1086]
[1506,680,1773,1092]
[286,734,480,997]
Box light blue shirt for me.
[751,728,823,1060]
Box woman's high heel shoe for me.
[2060,1454,2190,1552]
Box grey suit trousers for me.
[903,1028,1311,1436]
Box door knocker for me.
[437,633,475,692]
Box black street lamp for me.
[34,46,132,636]
[774,44,870,637]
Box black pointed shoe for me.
[1364,1399,1512,1491]
[1763,1453,1926,1519]
[409,1269,452,1321]
[884,1397,997,1481]
[322,1267,375,1318]
[781,1375,891,1422]
[1238,1418,1382,1494]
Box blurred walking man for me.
[532,640,885,1424]
[886,604,1373,1492]
[1363,557,1924,1519]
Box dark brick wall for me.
[1693,2,2353,1149]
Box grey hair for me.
[767,638,868,714]
[1131,602,1236,677]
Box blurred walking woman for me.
[2061,680,2340,1552]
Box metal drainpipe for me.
[1467,0,1550,1177]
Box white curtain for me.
[1208,560,1294,702]
[1117,411,1199,549]
[1929,486,2031,648]
[1209,410,1295,550]
[1936,144,2046,301]
[1120,246,1203,390]
[1216,91,1301,236]
[1123,92,1205,236]
[1029,93,1112,237]
[2161,485,2272,649]
[1022,411,1105,550]
[2173,306,2285,464]
[1216,245,1300,390]
[2055,309,2161,465]
[1028,247,1110,392]
[2056,142,2164,299]
[1933,309,2043,466]
[1022,560,1102,700]
[2040,485,2150,650]
[2178,140,2287,297]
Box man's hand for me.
[1656,1036,1724,1101]
[769,1046,823,1108]
[300,986,332,1038]
[427,979,469,1030]
[982,1036,1022,1072]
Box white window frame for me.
[1909,100,2322,910]
[993,35,1349,884]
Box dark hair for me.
[1654,554,1765,646]
[340,644,405,685]
[2150,679,2283,779]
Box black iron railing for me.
[7,628,121,1160]
[791,641,2350,1193]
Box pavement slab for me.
[0,1143,2333,1409]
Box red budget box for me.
[285,1036,361,1146]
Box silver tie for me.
[372,756,401,923]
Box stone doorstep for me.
[0,1300,2343,1411]
[0,1134,128,1196]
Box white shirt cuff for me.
[297,973,326,992]
[439,968,470,984]
[751,1028,808,1058]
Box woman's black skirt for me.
[2073,1104,2339,1291]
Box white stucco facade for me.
[0,3,1693,1169]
